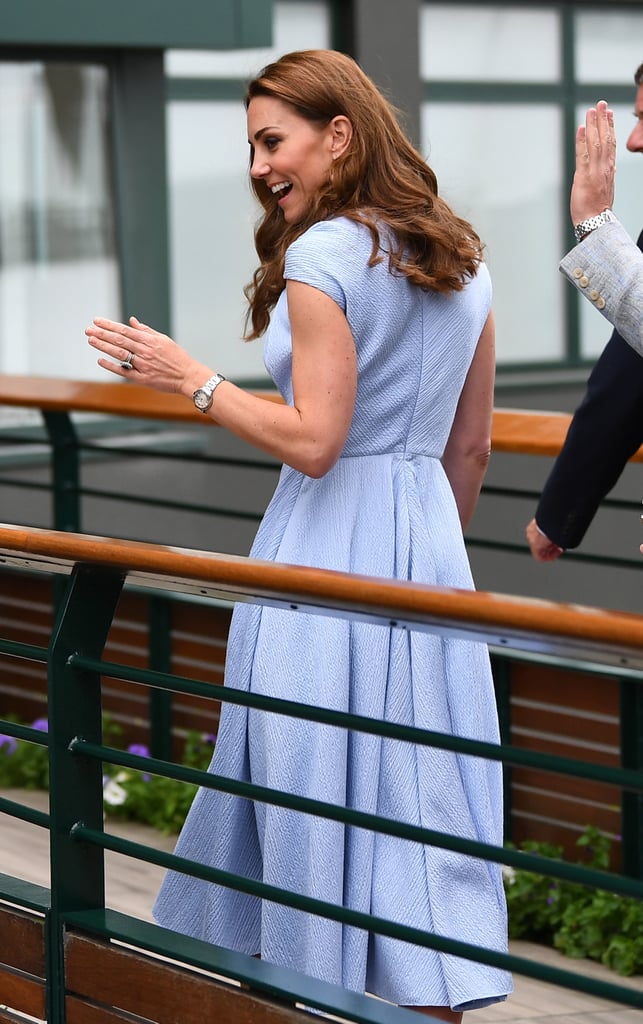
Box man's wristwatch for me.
[573,208,617,244]
[193,373,226,413]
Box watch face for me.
[193,389,211,410]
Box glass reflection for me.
[421,101,565,364]
[0,62,119,383]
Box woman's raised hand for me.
[86,315,209,396]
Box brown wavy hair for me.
[243,49,483,339]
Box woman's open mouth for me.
[271,181,293,202]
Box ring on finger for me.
[121,351,135,370]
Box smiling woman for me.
[247,94,352,225]
[87,48,511,1022]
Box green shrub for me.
[0,715,50,789]
[504,826,642,976]
[102,730,216,835]
[0,715,215,835]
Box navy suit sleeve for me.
[535,228,643,550]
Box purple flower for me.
[127,743,151,781]
[0,734,18,754]
[31,718,48,732]
[202,733,217,745]
[127,743,150,758]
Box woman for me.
[86,49,511,1021]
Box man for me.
[561,217,643,355]
[526,63,643,562]
[559,99,643,354]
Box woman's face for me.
[247,95,338,224]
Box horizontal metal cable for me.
[0,717,50,745]
[467,535,643,571]
[68,654,643,793]
[78,440,280,471]
[69,739,643,901]
[0,476,51,492]
[0,794,49,829]
[68,825,643,1012]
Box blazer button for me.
[579,275,589,288]
[589,289,600,300]
[596,297,606,309]
[572,267,584,279]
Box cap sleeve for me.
[284,220,349,312]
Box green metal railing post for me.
[491,654,513,843]
[42,411,81,533]
[46,563,126,1024]
[148,595,174,761]
[620,678,643,879]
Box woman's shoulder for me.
[287,216,372,256]
[470,259,492,298]
[284,218,376,292]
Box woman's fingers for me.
[87,315,195,394]
[86,321,139,380]
[89,317,144,347]
[86,316,153,362]
[129,315,153,331]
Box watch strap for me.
[573,208,617,244]
[201,373,226,397]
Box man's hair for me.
[635,63,643,85]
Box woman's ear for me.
[330,115,353,158]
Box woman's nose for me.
[251,155,270,178]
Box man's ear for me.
[330,115,353,158]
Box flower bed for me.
[0,715,216,835]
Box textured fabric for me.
[537,228,643,550]
[154,217,512,1011]
[559,218,643,357]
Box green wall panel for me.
[0,0,272,49]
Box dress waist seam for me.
[338,451,440,461]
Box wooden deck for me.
[2,788,642,1024]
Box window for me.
[422,100,564,364]
[0,62,119,379]
[420,2,643,368]
[420,4,560,83]
[165,1,332,383]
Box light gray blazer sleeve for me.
[559,218,643,357]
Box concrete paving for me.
[2,788,642,1023]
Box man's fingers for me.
[574,124,589,168]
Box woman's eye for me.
[265,137,280,150]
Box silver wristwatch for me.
[573,208,617,244]
[192,373,226,413]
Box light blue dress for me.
[153,217,512,1011]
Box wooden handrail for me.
[1,523,642,669]
[491,407,643,462]
[0,374,281,425]
[1,374,642,463]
